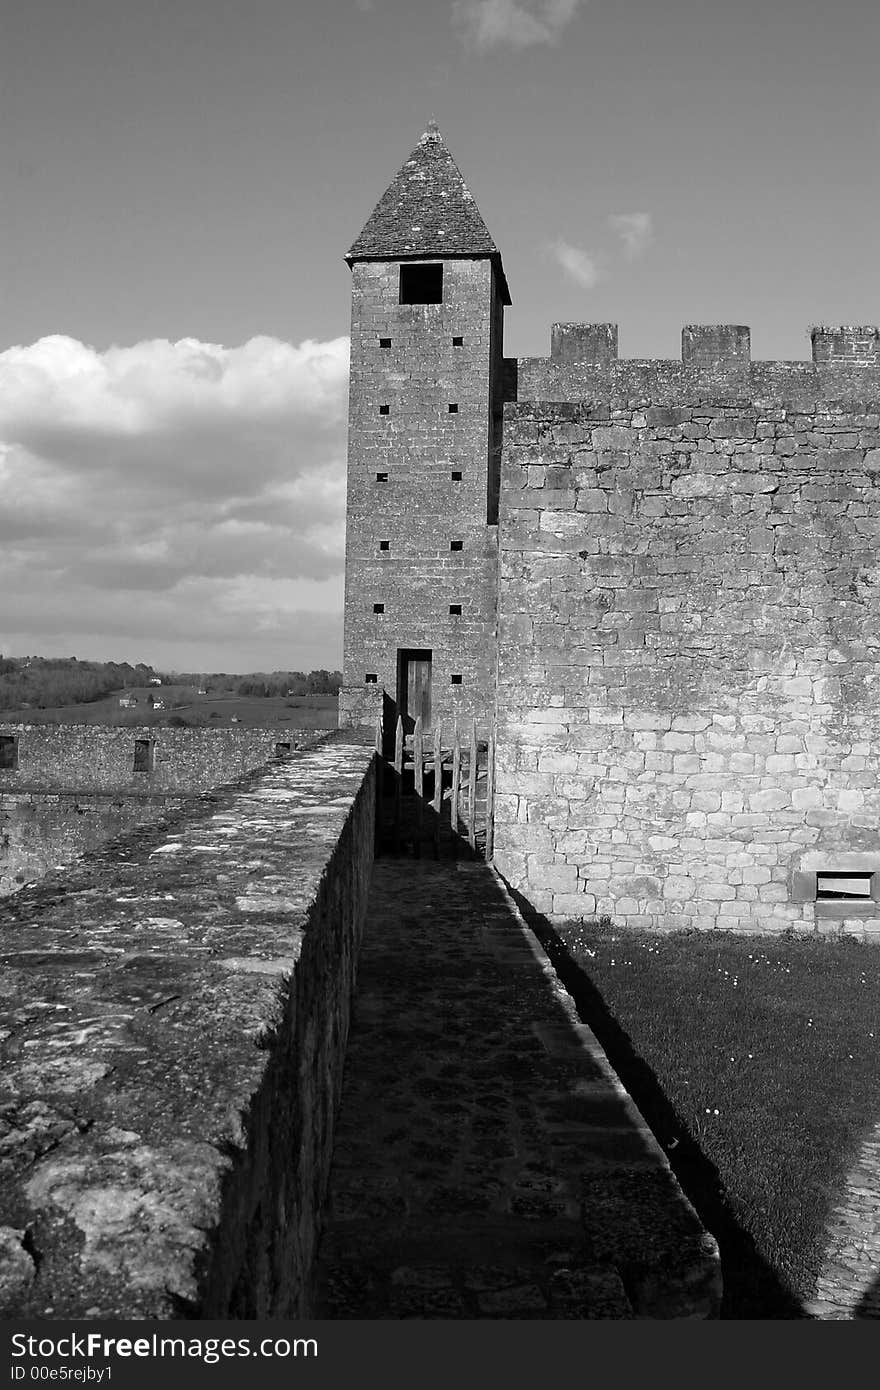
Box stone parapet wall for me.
[494,390,880,934]
[0,740,376,1318]
[0,791,188,897]
[0,725,327,795]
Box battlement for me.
[518,323,880,403]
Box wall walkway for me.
[314,859,721,1318]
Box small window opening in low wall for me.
[448,403,459,414]
[376,472,388,483]
[379,539,390,551]
[373,602,385,614]
[275,742,292,758]
[451,470,462,481]
[379,337,392,348]
[450,540,463,552]
[133,739,155,773]
[449,603,462,615]
[365,673,378,683]
[379,404,390,416]
[0,735,19,770]
[816,872,873,899]
[451,673,462,685]
[452,335,464,347]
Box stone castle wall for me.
[493,325,880,935]
[0,725,328,895]
[339,257,502,734]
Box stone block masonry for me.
[0,740,376,1318]
[0,725,329,896]
[493,332,880,934]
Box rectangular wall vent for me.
[816,872,873,899]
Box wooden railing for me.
[374,713,495,859]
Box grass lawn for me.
[547,920,880,1318]
[0,691,339,730]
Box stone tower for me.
[338,123,510,735]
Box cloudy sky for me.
[3,0,878,673]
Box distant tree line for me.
[0,656,342,710]
[0,657,158,710]
[168,670,343,698]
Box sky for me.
[2,0,878,674]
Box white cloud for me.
[452,0,583,51]
[0,334,350,672]
[608,212,654,259]
[548,238,603,289]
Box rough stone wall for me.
[0,724,326,795]
[494,326,880,935]
[339,257,501,734]
[0,792,187,896]
[0,740,376,1318]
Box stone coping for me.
[0,740,376,1318]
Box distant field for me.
[0,688,339,731]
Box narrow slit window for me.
[399,263,443,304]
[451,674,463,686]
[0,735,19,770]
[450,540,463,552]
[379,404,390,416]
[452,336,464,347]
[816,872,873,899]
[376,472,388,482]
[449,603,462,615]
[133,739,154,774]
[379,540,390,551]
[373,603,385,614]
[448,403,459,414]
[365,673,378,684]
[379,337,392,348]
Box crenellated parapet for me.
[516,323,880,403]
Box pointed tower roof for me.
[346,123,510,303]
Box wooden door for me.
[398,649,432,731]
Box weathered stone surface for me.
[0,739,376,1318]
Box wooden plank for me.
[374,711,382,755]
[413,716,423,854]
[394,715,403,854]
[485,728,495,862]
[433,722,442,858]
[451,724,460,838]
[468,719,477,852]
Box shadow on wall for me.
[505,886,810,1320]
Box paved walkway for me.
[312,860,720,1319]
[806,1124,880,1319]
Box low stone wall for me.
[0,792,188,897]
[0,739,376,1318]
[0,724,329,795]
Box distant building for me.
[118,696,138,709]
[149,678,162,686]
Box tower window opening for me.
[448,403,459,413]
[379,540,390,551]
[451,674,463,685]
[449,603,462,615]
[373,603,385,614]
[379,337,392,348]
[379,404,390,415]
[376,472,388,482]
[452,336,464,347]
[451,470,463,481]
[450,540,463,552]
[399,262,443,304]
[365,673,378,684]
